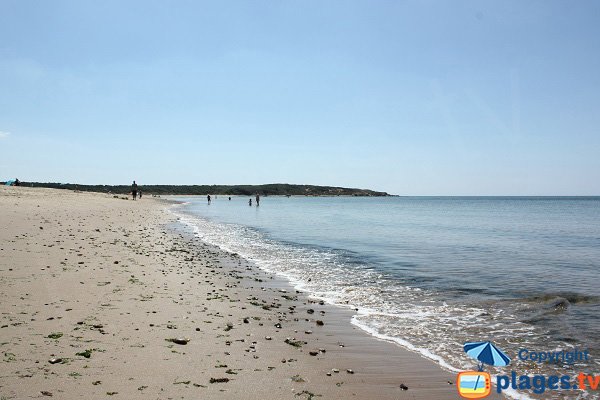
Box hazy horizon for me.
[1,1,599,196]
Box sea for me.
[170,196,600,399]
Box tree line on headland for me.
[7,182,390,197]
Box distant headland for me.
[11,182,391,197]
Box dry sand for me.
[0,186,500,399]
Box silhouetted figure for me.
[228,197,231,201]
[14,178,20,186]
[248,199,252,206]
[138,190,142,199]
[207,194,211,204]
[132,181,138,200]
[255,194,260,207]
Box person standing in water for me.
[131,181,138,200]
[255,194,260,206]
[207,194,211,204]
[248,198,252,206]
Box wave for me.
[524,293,599,305]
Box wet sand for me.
[0,186,500,399]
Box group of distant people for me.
[207,193,260,206]
[249,194,260,206]
[129,183,261,204]
[7,179,262,207]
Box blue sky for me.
[1,0,599,195]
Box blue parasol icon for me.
[463,341,511,393]
[464,341,511,371]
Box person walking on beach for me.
[131,181,138,200]
[255,194,260,206]
[138,190,142,199]
[207,194,211,204]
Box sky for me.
[1,0,599,195]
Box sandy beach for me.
[0,186,496,399]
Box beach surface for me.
[0,186,490,399]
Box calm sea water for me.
[171,196,600,399]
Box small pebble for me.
[169,338,190,345]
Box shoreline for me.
[169,211,471,398]
[0,186,501,399]
[169,202,463,372]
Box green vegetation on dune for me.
[14,182,390,197]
